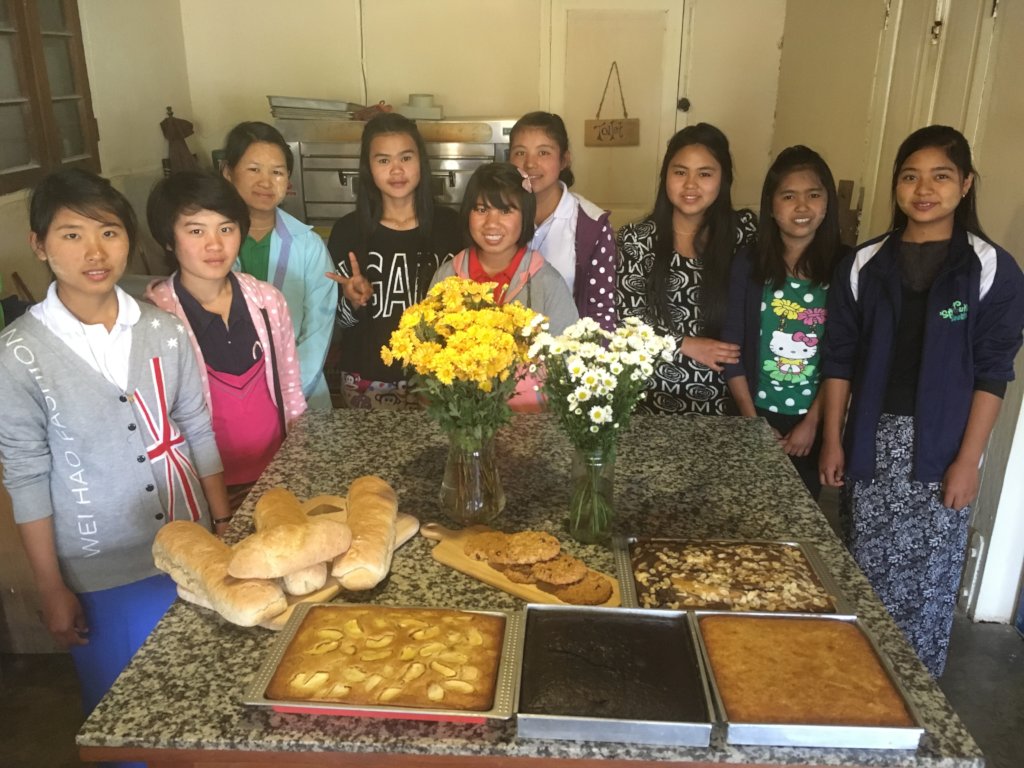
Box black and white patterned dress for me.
[616,212,757,415]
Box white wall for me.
[968,0,1024,621]
[177,0,361,165]
[177,0,543,166]
[772,0,887,216]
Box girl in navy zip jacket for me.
[819,125,1024,676]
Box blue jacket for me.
[722,246,766,397]
[821,227,1024,482]
[237,209,337,410]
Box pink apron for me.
[207,357,283,485]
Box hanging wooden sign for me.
[584,61,640,147]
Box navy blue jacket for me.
[821,227,1024,482]
[722,246,762,397]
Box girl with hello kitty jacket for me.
[723,146,846,499]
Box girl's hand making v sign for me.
[326,252,373,308]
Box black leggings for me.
[756,407,822,500]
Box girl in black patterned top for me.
[616,123,757,414]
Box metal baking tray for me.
[614,536,849,614]
[694,611,924,749]
[243,602,522,723]
[515,604,713,746]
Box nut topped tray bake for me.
[246,603,519,720]
[619,538,839,612]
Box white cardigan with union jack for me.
[0,302,222,593]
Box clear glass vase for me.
[568,444,616,544]
[439,431,506,526]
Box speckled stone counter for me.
[78,411,985,767]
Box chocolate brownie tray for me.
[694,611,924,749]
[243,602,522,723]
[614,537,849,613]
[515,604,713,746]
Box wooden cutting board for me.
[420,523,620,607]
[259,504,420,630]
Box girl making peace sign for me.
[326,113,462,409]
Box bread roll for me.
[153,521,287,627]
[229,518,352,579]
[254,487,307,530]
[176,583,214,610]
[282,561,329,596]
[332,475,398,590]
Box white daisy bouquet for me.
[530,316,676,452]
[529,317,675,543]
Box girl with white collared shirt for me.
[0,169,229,734]
[509,112,617,331]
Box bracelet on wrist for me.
[212,515,233,525]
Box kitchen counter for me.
[78,411,985,767]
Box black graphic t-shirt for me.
[615,212,757,415]
[328,207,462,382]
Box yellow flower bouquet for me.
[381,277,544,523]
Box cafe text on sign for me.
[584,118,640,147]
[584,62,640,147]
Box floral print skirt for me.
[839,414,970,678]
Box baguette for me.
[176,583,214,610]
[228,518,352,579]
[153,521,287,627]
[254,487,308,530]
[332,475,399,590]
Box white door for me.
[548,0,685,228]
[547,1,786,223]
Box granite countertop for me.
[78,411,985,767]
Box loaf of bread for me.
[254,487,308,530]
[176,583,214,610]
[153,521,287,627]
[229,518,352,580]
[332,476,399,590]
[282,561,329,596]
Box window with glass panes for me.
[0,0,99,195]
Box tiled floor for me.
[0,615,1021,768]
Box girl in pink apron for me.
[145,172,306,503]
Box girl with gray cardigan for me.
[0,169,230,725]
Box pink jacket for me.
[145,272,308,426]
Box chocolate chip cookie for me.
[463,531,509,561]
[541,570,614,605]
[487,531,561,566]
[532,553,588,586]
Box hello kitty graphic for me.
[761,297,826,384]
[769,330,818,377]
